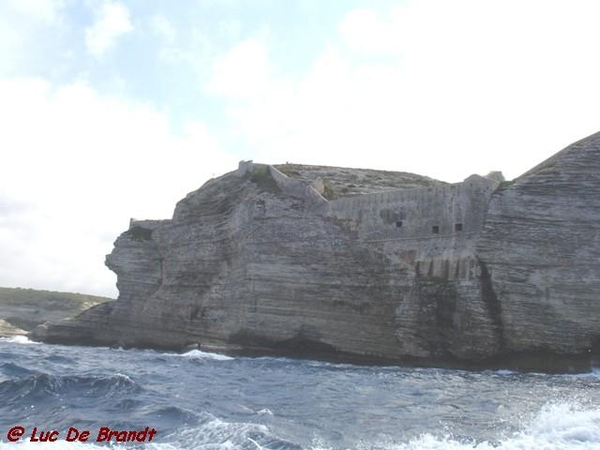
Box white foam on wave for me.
[134,403,600,450]
[1,335,40,345]
[156,416,269,450]
[7,402,596,450]
[181,349,234,361]
[306,402,600,450]
[112,372,134,382]
[1,418,266,450]
[256,408,273,416]
[370,402,600,450]
[1,441,107,450]
[494,369,516,376]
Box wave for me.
[377,402,600,450]
[3,402,597,450]
[180,349,234,361]
[161,417,302,450]
[0,335,40,345]
[0,362,40,377]
[0,372,140,403]
[140,405,204,429]
[493,369,517,376]
[1,441,106,450]
[152,402,600,450]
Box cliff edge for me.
[0,287,111,337]
[32,133,600,372]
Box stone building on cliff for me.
[33,131,600,372]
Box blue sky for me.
[1,0,600,297]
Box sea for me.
[0,337,598,450]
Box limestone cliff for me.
[476,131,600,370]
[32,133,600,371]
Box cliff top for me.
[0,287,113,335]
[516,130,600,182]
[272,163,446,199]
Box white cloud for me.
[206,0,600,182]
[5,0,65,24]
[4,0,600,298]
[0,78,237,297]
[339,8,404,55]
[0,0,66,76]
[85,1,133,59]
[206,38,271,100]
[151,14,176,43]
[0,16,22,75]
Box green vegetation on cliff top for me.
[0,287,113,333]
[274,163,445,198]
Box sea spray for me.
[0,339,598,450]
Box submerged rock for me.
[32,133,600,372]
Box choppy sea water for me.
[0,337,598,450]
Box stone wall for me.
[32,134,600,372]
[326,174,497,241]
[325,174,498,281]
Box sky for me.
[1,0,599,298]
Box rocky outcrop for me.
[32,133,600,372]
[0,287,111,338]
[476,131,600,370]
[0,319,27,337]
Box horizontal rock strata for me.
[32,133,600,372]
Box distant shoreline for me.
[0,286,112,338]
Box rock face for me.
[32,133,600,371]
[0,319,27,337]
[0,287,110,337]
[476,132,600,370]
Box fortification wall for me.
[237,160,327,203]
[237,160,255,177]
[129,218,166,230]
[268,165,327,203]
[268,165,309,198]
[326,175,498,281]
[327,174,496,241]
[237,160,497,281]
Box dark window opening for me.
[443,260,450,279]
[395,221,403,228]
[432,225,440,234]
[455,223,463,232]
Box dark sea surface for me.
[0,337,598,450]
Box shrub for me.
[126,226,153,241]
[249,167,280,193]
